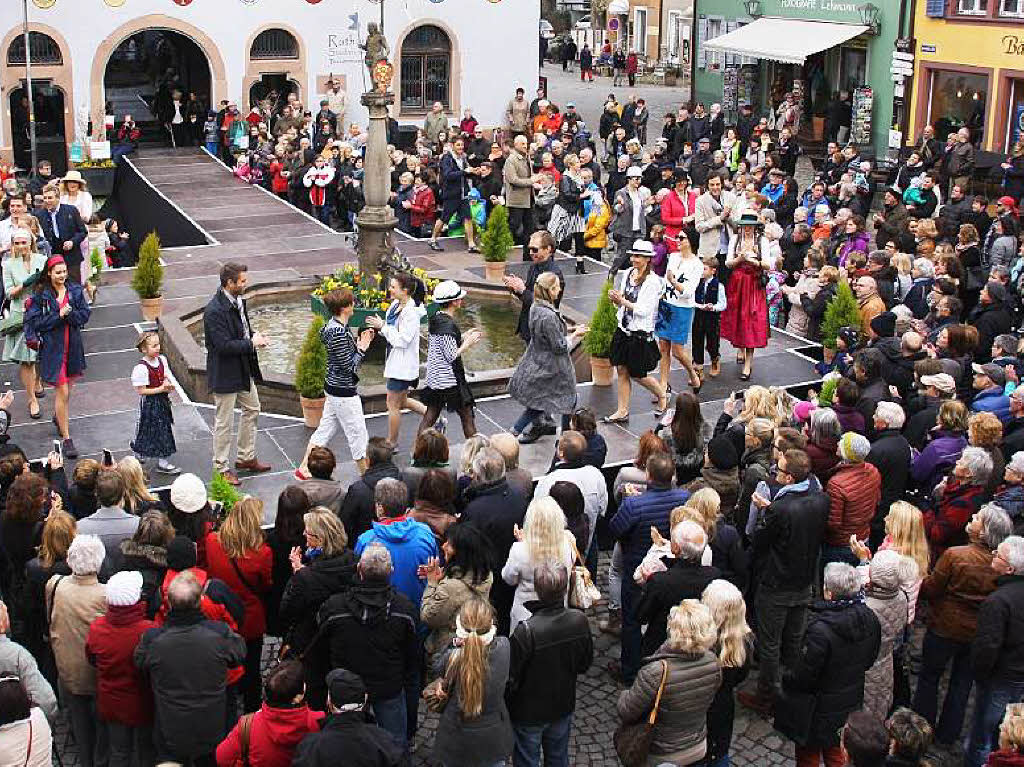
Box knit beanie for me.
[837,432,871,463]
[106,570,143,607]
[166,536,197,572]
[793,401,817,424]
[870,311,897,339]
[706,434,739,471]
[170,473,207,514]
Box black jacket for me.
[903,396,943,450]
[203,290,263,394]
[507,600,593,724]
[903,278,932,320]
[637,558,721,656]
[866,429,912,538]
[800,282,836,342]
[972,574,1024,682]
[278,551,356,658]
[339,462,403,545]
[1005,417,1024,458]
[317,579,419,702]
[970,302,1013,363]
[134,608,247,759]
[33,205,87,265]
[709,518,749,592]
[292,712,404,767]
[754,485,828,591]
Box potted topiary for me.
[480,204,514,281]
[583,281,618,386]
[820,279,862,363]
[87,246,104,302]
[132,232,164,321]
[295,316,327,427]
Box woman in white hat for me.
[59,171,94,287]
[418,280,482,438]
[604,240,669,423]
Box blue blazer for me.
[25,282,90,384]
[32,205,88,265]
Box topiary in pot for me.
[133,232,165,320]
[583,281,618,385]
[480,204,514,280]
[295,316,327,427]
[209,471,242,515]
[88,247,104,286]
[820,279,861,350]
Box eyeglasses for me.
[528,246,541,253]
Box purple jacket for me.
[834,404,866,436]
[838,231,870,267]
[911,430,967,489]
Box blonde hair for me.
[670,505,706,532]
[685,488,721,539]
[737,386,779,424]
[39,510,76,569]
[523,496,568,564]
[448,598,493,718]
[885,501,930,576]
[1000,703,1024,751]
[534,271,561,303]
[938,400,969,433]
[116,456,157,509]
[459,434,491,475]
[702,580,750,668]
[892,253,913,275]
[302,507,348,555]
[745,417,775,447]
[665,599,717,654]
[217,497,265,559]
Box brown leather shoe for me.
[235,457,272,473]
[220,470,241,486]
[710,359,721,377]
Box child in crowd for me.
[303,155,336,224]
[409,173,437,238]
[203,111,219,156]
[129,332,179,476]
[692,256,726,380]
[648,223,669,277]
[296,288,374,479]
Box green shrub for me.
[820,280,861,350]
[817,376,839,407]
[583,281,618,358]
[132,232,164,299]
[209,471,242,515]
[295,316,327,399]
[88,247,103,286]
[480,204,514,263]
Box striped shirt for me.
[425,332,459,390]
[321,317,364,397]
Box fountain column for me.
[355,90,399,277]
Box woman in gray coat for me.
[860,548,912,720]
[432,598,514,767]
[617,600,722,766]
[982,214,1018,269]
[508,271,588,438]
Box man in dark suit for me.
[203,262,272,485]
[35,187,88,283]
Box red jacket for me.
[216,703,324,767]
[85,602,155,726]
[409,186,437,228]
[626,54,639,74]
[924,479,987,561]
[204,534,273,639]
[824,462,881,545]
[269,161,289,195]
[659,189,697,250]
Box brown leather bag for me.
[613,660,669,767]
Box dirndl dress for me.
[721,261,769,349]
[131,392,176,459]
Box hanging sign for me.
[173,0,193,5]
[32,0,56,8]
[608,17,620,30]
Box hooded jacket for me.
[118,541,168,620]
[85,602,155,726]
[354,515,438,607]
[216,702,325,767]
[291,711,404,767]
[421,569,493,659]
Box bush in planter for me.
[820,280,861,350]
[583,281,617,358]
[132,232,164,299]
[295,316,327,399]
[209,471,242,515]
[480,204,514,263]
[88,247,104,286]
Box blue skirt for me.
[130,392,176,459]
[655,302,695,345]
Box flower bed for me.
[311,264,440,324]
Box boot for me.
[598,608,621,636]
[737,688,775,716]
[710,358,721,377]
[575,259,586,275]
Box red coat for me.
[216,703,324,767]
[824,462,882,546]
[269,161,289,195]
[204,534,273,640]
[409,186,438,228]
[626,54,639,74]
[85,603,155,726]
[659,189,697,250]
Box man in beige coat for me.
[695,175,737,260]
[504,134,541,261]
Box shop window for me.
[956,0,988,14]
[400,25,451,112]
[928,69,987,146]
[250,29,299,60]
[1002,0,1024,17]
[7,32,62,66]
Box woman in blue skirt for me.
[656,237,704,393]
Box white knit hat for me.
[170,473,207,514]
[106,570,143,607]
[837,432,871,463]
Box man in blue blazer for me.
[34,186,88,283]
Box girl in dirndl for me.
[721,212,773,381]
[603,240,669,424]
[130,332,180,475]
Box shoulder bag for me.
[613,659,669,767]
[238,712,255,767]
[422,651,458,713]
[567,536,602,610]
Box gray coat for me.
[0,636,57,723]
[861,585,908,720]
[432,636,515,767]
[503,150,534,209]
[508,301,576,414]
[610,186,651,240]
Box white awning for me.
[608,0,630,14]
[703,18,868,65]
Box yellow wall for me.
[910,8,1024,151]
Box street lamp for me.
[22,0,37,173]
[857,2,881,35]
[743,0,763,16]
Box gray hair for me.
[979,503,1013,549]
[998,535,1024,573]
[793,222,811,238]
[823,562,861,600]
[533,563,569,603]
[374,478,409,519]
[913,258,935,279]
[994,334,1019,358]
[991,265,1011,280]
[869,548,918,591]
[1008,451,1024,476]
[874,401,906,429]
[470,447,506,484]
[809,407,841,444]
[958,446,993,485]
[358,542,393,581]
[67,534,105,576]
[168,570,203,610]
[671,520,707,561]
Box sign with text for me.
[324,30,363,69]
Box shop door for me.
[1006,79,1024,152]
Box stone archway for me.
[90,14,227,141]
[393,18,462,120]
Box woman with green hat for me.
[721,211,773,380]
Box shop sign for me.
[1013,103,1024,148]
[777,0,860,12]
[1004,35,1024,55]
[921,44,936,52]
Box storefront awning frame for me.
[702,17,869,65]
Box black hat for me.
[706,434,739,471]
[837,326,861,350]
[326,668,366,706]
[870,311,897,338]
[166,536,197,571]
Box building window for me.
[1003,0,1024,16]
[667,11,682,61]
[634,7,648,56]
[400,25,451,111]
[927,69,988,147]
[956,0,988,14]
[6,32,62,66]
[707,17,723,69]
[250,29,299,60]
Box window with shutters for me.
[925,0,947,15]
[957,0,987,14]
[400,25,451,112]
[250,29,299,60]
[1003,0,1024,17]
[7,32,62,66]
[706,17,724,70]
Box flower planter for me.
[140,296,163,321]
[590,356,614,386]
[310,293,439,324]
[483,261,508,282]
[299,395,326,428]
[76,167,116,197]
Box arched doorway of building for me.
[103,30,210,146]
[8,81,66,175]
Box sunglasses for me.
[528,246,541,253]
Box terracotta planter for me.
[140,296,163,321]
[484,261,508,282]
[590,355,614,386]
[299,395,326,428]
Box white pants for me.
[309,394,369,461]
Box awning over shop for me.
[608,0,630,14]
[702,18,868,65]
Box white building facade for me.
[0,0,539,163]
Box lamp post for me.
[857,2,881,34]
[22,0,37,173]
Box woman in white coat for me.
[603,240,668,423]
[656,237,704,394]
[366,271,427,447]
[0,677,52,767]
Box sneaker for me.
[62,439,78,460]
[598,608,621,636]
[156,460,181,475]
[436,415,448,435]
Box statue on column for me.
[360,22,390,81]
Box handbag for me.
[422,655,456,713]
[567,537,602,610]
[0,308,23,337]
[613,660,669,767]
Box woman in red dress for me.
[721,212,773,380]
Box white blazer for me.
[378,300,426,381]
[615,268,664,334]
[663,253,704,308]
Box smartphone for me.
[102,449,114,467]
[52,439,62,461]
[731,390,745,401]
